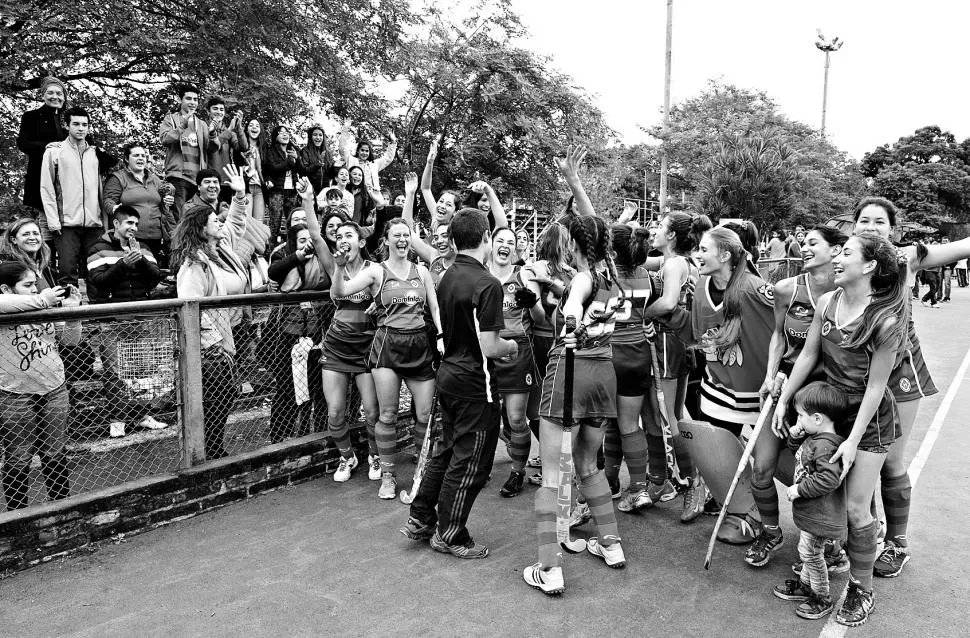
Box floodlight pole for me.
[658,0,673,214]
[816,35,843,137]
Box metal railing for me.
[0,292,374,515]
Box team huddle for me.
[293,142,969,629]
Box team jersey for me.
[613,266,655,344]
[782,273,816,369]
[330,260,376,337]
[818,290,870,392]
[550,270,620,361]
[692,270,774,423]
[654,255,697,333]
[529,262,573,339]
[497,266,532,338]
[374,262,427,330]
[429,256,450,289]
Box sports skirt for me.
[888,332,938,403]
[612,339,652,397]
[367,325,435,381]
[494,334,537,394]
[653,329,691,379]
[320,320,374,375]
[539,352,617,423]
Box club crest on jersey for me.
[792,304,811,319]
[899,377,911,393]
[507,283,516,293]
[757,283,774,301]
[411,279,421,288]
[525,373,533,386]
[821,320,832,337]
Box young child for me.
[772,381,849,620]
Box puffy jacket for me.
[16,105,67,210]
[102,168,176,241]
[85,232,163,303]
[39,137,103,232]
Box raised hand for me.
[296,176,314,202]
[556,145,588,180]
[404,172,418,195]
[223,165,247,194]
[468,180,490,194]
[426,136,440,164]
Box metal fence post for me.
[177,300,206,467]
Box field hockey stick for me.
[400,390,438,504]
[556,316,587,554]
[646,339,689,491]
[704,395,775,570]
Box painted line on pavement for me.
[818,341,970,638]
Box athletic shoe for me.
[528,471,543,486]
[378,472,397,500]
[795,595,834,620]
[523,562,564,595]
[646,479,677,503]
[873,537,910,578]
[680,478,707,524]
[703,494,722,516]
[429,531,489,559]
[616,488,653,513]
[716,512,761,545]
[333,454,358,483]
[568,502,592,528]
[138,415,169,430]
[526,456,542,469]
[836,580,875,627]
[745,528,784,567]
[500,471,525,498]
[586,536,625,568]
[772,578,814,602]
[399,517,434,541]
[367,455,382,481]
[608,476,621,500]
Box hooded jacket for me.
[39,136,104,232]
[85,232,163,303]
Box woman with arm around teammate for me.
[773,233,908,627]
[329,218,442,500]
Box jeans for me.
[166,177,197,222]
[921,272,939,304]
[201,351,239,459]
[942,267,952,300]
[798,530,831,599]
[55,227,102,286]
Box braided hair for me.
[564,213,622,302]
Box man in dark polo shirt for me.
[400,208,519,559]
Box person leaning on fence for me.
[171,165,252,460]
[0,261,82,511]
[85,205,168,438]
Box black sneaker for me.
[795,594,834,620]
[836,580,874,627]
[873,537,910,578]
[745,528,784,567]
[773,578,814,602]
[399,517,434,541]
[500,470,525,498]
[703,494,722,516]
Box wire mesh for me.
[757,258,804,285]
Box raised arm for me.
[470,181,507,229]
[331,258,380,298]
[220,165,249,243]
[403,172,435,263]
[375,131,397,172]
[420,136,440,216]
[557,145,595,217]
[296,177,336,275]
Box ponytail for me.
[845,235,909,350]
[701,227,750,352]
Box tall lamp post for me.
[815,30,843,137]
[658,0,673,215]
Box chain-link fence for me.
[757,258,804,285]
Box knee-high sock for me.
[846,519,880,590]
[329,418,354,458]
[645,433,667,484]
[535,486,560,568]
[365,418,378,456]
[751,476,780,528]
[620,430,648,489]
[672,435,696,479]
[411,414,428,455]
[881,472,912,544]
[376,416,398,472]
[580,471,619,545]
[603,421,623,485]
[508,422,531,471]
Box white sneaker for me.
[523,562,564,595]
[334,455,358,482]
[378,472,397,499]
[109,422,126,438]
[367,454,382,481]
[587,536,626,568]
[139,415,169,430]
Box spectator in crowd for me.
[204,97,248,202]
[171,165,251,460]
[300,125,335,195]
[241,118,267,222]
[347,165,385,226]
[766,228,786,260]
[788,230,805,259]
[102,143,177,266]
[16,77,68,216]
[339,125,396,192]
[0,261,82,510]
[85,205,168,437]
[956,256,968,287]
[316,174,354,216]
[0,218,58,290]
[941,239,954,302]
[920,265,941,308]
[159,84,216,219]
[186,169,224,218]
[263,125,303,242]
[39,106,111,287]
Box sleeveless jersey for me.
[613,266,655,344]
[819,290,870,393]
[654,255,696,333]
[430,256,450,290]
[330,261,376,335]
[497,266,532,338]
[782,273,816,368]
[532,264,573,339]
[375,262,427,330]
[550,270,620,361]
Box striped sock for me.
[646,433,666,484]
[881,473,912,543]
[331,418,353,458]
[580,471,619,546]
[751,477,780,528]
[365,418,378,456]
[846,519,880,590]
[603,421,623,486]
[620,430,648,489]
[411,416,427,454]
[672,435,696,479]
[508,420,531,471]
[535,486,560,568]
[376,416,398,472]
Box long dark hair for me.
[844,234,909,350]
[564,213,620,300]
[536,222,571,283]
[810,225,849,249]
[170,206,221,270]
[664,211,712,256]
[611,224,650,276]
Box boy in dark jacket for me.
[773,381,849,621]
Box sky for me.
[511,0,969,160]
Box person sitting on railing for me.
[0,261,82,511]
[85,205,168,437]
[170,165,251,460]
